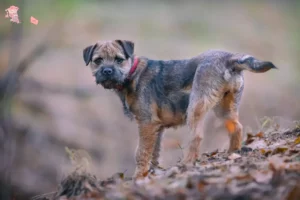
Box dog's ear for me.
[83,44,97,66]
[115,40,134,59]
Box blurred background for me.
[0,0,300,199]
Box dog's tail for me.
[229,54,278,73]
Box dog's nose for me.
[102,67,113,75]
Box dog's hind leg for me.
[183,82,223,165]
[214,89,243,152]
[183,101,207,165]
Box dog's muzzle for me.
[95,66,115,84]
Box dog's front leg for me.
[134,123,160,180]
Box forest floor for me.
[37,125,300,200]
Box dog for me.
[82,40,276,179]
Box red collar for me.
[128,57,139,79]
[115,57,139,91]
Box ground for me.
[35,125,300,200]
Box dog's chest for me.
[152,90,191,127]
[124,92,138,113]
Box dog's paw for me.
[133,170,149,181]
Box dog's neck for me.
[114,56,148,120]
[115,56,140,91]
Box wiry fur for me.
[83,40,277,179]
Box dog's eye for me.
[94,57,103,65]
[115,57,124,64]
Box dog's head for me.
[83,40,134,89]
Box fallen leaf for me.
[255,132,264,138]
[260,149,266,154]
[294,136,300,145]
[288,149,299,155]
[272,147,288,155]
[228,153,241,160]
[210,149,218,157]
[30,16,38,25]
[265,150,272,157]
[245,133,255,144]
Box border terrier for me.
[82,40,276,179]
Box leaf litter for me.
[37,127,300,200]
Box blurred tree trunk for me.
[0,0,24,199]
[1,0,74,198]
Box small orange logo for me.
[5,5,20,24]
[30,16,38,25]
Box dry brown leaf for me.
[255,132,264,138]
[245,133,255,144]
[210,149,218,157]
[288,149,299,155]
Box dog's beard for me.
[97,75,125,89]
[95,68,128,89]
[100,79,121,89]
